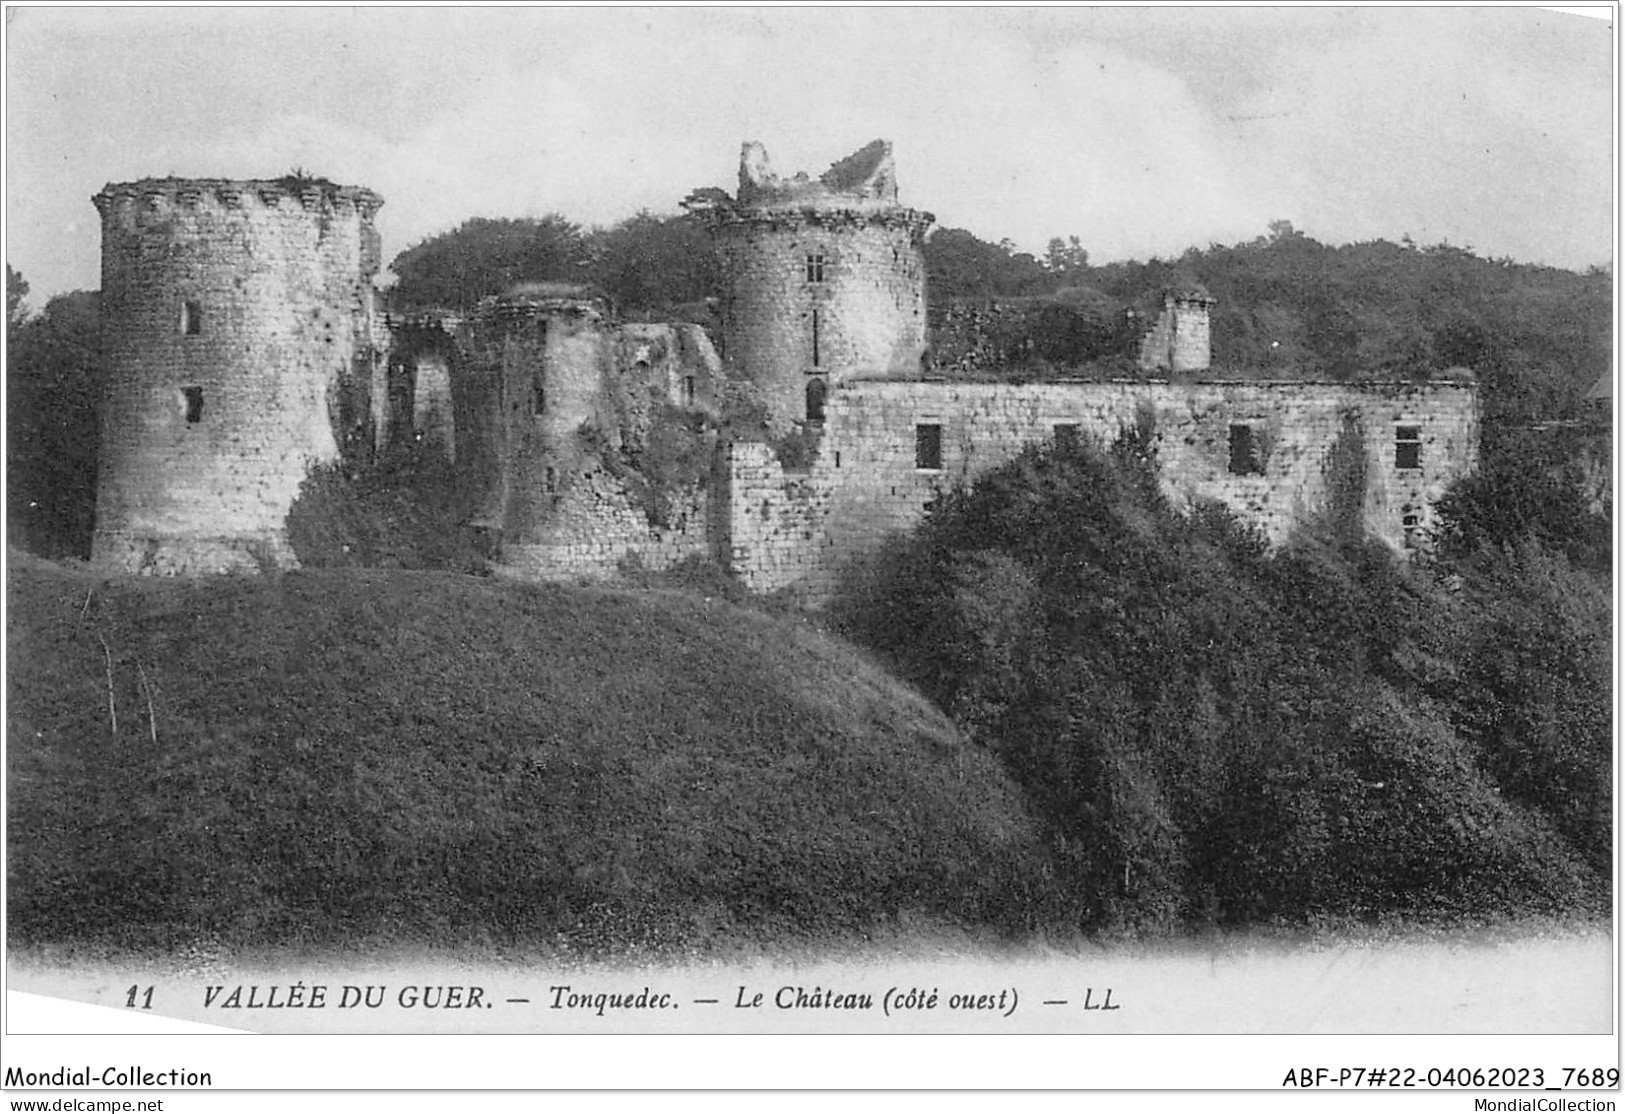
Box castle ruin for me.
[88,143,1480,599]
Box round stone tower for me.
[686,140,934,433]
[91,177,383,573]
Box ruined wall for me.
[382,317,459,459]
[91,178,383,574]
[617,322,721,415]
[505,320,720,575]
[501,477,713,582]
[728,377,1479,600]
[451,296,610,538]
[410,351,456,458]
[446,295,723,577]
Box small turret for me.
[1138,280,1215,376]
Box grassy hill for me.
[7,556,1046,961]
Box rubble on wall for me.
[736,138,899,208]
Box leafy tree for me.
[1446,543,1612,876]
[837,430,1607,930]
[388,215,590,310]
[583,211,718,317]
[1432,421,1610,571]
[7,264,29,330]
[8,289,101,558]
[924,227,1051,301]
[1043,235,1089,278]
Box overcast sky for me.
[4,6,1615,303]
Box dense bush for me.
[1432,423,1611,572]
[7,290,100,559]
[836,432,1609,931]
[285,441,488,573]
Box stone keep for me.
[687,140,934,433]
[91,178,383,573]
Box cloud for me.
[4,7,1611,300]
[215,11,1287,269]
[1219,8,1612,261]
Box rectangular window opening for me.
[805,251,826,283]
[181,386,204,424]
[181,301,202,336]
[1402,506,1422,549]
[1228,423,1264,475]
[1395,425,1422,470]
[533,375,546,416]
[915,423,943,471]
[805,378,827,423]
[812,309,820,367]
[682,376,696,405]
[1054,423,1080,450]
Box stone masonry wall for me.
[500,473,712,582]
[410,351,455,459]
[502,321,719,576]
[450,302,723,579]
[728,378,1478,600]
[91,178,382,574]
[617,322,722,415]
[1138,296,1213,375]
[1174,306,1212,374]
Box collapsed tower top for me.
[737,138,898,209]
[685,139,924,223]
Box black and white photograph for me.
[2,3,1615,1102]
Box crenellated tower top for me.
[93,176,383,221]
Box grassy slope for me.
[7,557,1044,958]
